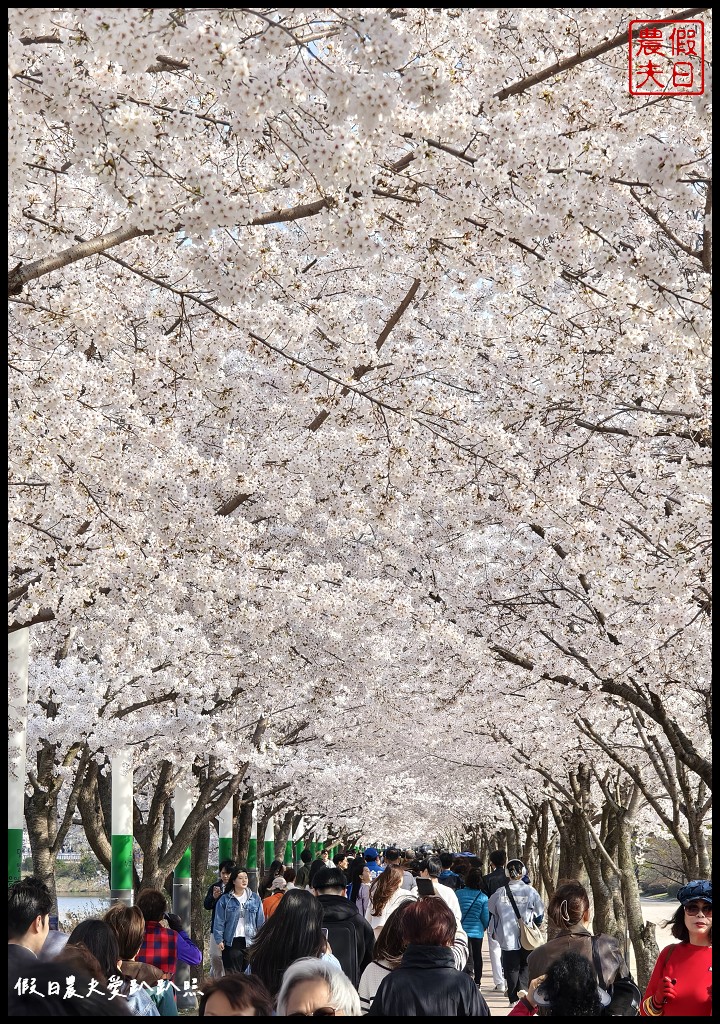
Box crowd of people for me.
[8,848,711,1017]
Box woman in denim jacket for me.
[213,867,265,973]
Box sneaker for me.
[494,983,506,992]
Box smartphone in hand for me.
[416,878,435,896]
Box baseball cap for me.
[677,879,712,906]
[269,876,287,892]
[364,847,379,860]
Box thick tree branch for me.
[8,225,153,295]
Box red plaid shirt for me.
[137,921,178,976]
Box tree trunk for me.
[24,741,90,913]
[190,820,210,983]
[236,789,253,865]
[551,801,586,883]
[24,802,59,912]
[256,807,271,879]
[619,815,658,990]
[77,760,112,872]
[275,809,293,861]
[534,802,556,904]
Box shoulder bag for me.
[590,935,641,1016]
[505,883,544,950]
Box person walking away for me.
[245,888,341,998]
[483,850,508,992]
[366,897,490,1016]
[437,852,462,891]
[295,848,313,889]
[259,859,286,900]
[8,876,52,987]
[487,859,544,1007]
[309,848,332,889]
[136,889,179,977]
[457,867,490,986]
[527,880,631,992]
[363,847,384,881]
[261,875,287,919]
[314,865,375,988]
[366,866,417,939]
[204,859,236,978]
[67,915,162,1016]
[213,867,265,974]
[105,903,168,1016]
[417,857,463,927]
[383,847,417,891]
[358,901,414,1013]
[640,879,712,1017]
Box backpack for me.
[325,920,360,987]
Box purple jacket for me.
[176,928,202,966]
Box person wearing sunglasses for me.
[276,956,361,1016]
[640,879,712,1017]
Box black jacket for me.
[367,944,490,1016]
[308,858,328,887]
[482,866,507,897]
[203,879,224,929]
[316,893,375,988]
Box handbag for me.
[505,883,545,950]
[591,936,642,1016]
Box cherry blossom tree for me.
[8,7,711,980]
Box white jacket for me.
[487,880,544,951]
[366,886,417,936]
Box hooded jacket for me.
[367,944,490,1016]
[317,893,375,987]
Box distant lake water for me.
[58,893,111,923]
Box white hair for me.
[275,957,361,1016]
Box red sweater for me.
[641,943,712,1017]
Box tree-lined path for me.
[8,7,711,995]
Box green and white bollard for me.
[247,804,258,892]
[219,801,233,866]
[293,818,305,869]
[8,629,29,886]
[264,816,274,873]
[110,750,134,906]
